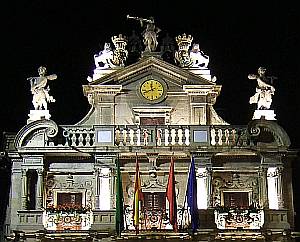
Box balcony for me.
[125,208,170,231]
[59,125,249,149]
[43,206,93,231]
[123,207,198,232]
[214,207,264,230]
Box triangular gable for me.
[89,56,215,87]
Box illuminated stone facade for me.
[1,23,298,242]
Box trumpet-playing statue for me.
[127,15,161,52]
[248,67,276,110]
[27,66,57,110]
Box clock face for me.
[140,80,164,101]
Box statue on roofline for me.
[93,35,128,69]
[248,67,276,110]
[175,33,210,68]
[189,43,209,68]
[127,15,161,52]
[94,42,114,68]
[27,66,56,110]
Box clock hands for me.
[142,88,154,94]
[140,80,164,101]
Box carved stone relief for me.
[212,172,259,207]
[45,173,94,208]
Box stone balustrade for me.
[59,125,248,148]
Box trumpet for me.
[126,15,154,24]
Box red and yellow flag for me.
[133,155,143,231]
[166,157,178,232]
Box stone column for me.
[207,167,212,208]
[36,168,43,210]
[258,167,268,208]
[94,167,100,209]
[99,167,111,210]
[110,167,115,209]
[21,168,28,210]
[197,167,210,209]
[267,167,284,209]
[277,167,284,209]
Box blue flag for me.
[186,156,199,232]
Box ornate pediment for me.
[89,56,216,87]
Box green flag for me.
[115,157,124,236]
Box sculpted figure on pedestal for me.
[27,66,57,110]
[189,43,210,68]
[94,43,114,68]
[249,67,275,110]
[127,15,161,52]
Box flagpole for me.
[181,155,192,229]
[186,154,199,233]
[133,152,143,234]
[115,154,124,237]
[166,155,178,232]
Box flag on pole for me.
[115,157,124,236]
[166,157,178,232]
[133,154,143,233]
[186,156,199,233]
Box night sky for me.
[1,0,300,229]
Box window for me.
[57,193,82,207]
[223,192,249,208]
[140,117,165,125]
[143,192,165,210]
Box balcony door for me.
[140,117,165,125]
[223,192,249,208]
[57,192,82,207]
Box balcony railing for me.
[125,207,169,231]
[124,207,194,231]
[43,210,93,231]
[59,125,248,148]
[214,208,264,230]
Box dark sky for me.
[1,0,300,226]
[2,1,298,140]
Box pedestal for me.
[252,110,276,120]
[27,110,51,124]
[141,51,162,59]
[92,68,117,81]
[185,67,212,81]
